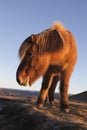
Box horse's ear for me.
[31,34,40,45]
[31,34,38,43]
[31,34,35,42]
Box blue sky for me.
[0,0,87,94]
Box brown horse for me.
[16,22,78,112]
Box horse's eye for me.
[27,51,32,56]
[25,69,29,75]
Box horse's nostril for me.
[17,77,20,84]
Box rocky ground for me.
[0,88,87,130]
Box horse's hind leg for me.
[59,70,72,112]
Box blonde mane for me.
[51,22,65,44]
[51,21,65,32]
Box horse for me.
[16,22,78,112]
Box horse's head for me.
[16,34,50,86]
[16,25,64,86]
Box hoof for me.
[49,101,55,106]
[61,108,70,113]
[37,104,44,109]
[60,103,70,113]
[37,100,44,108]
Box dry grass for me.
[0,89,87,130]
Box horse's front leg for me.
[37,70,54,107]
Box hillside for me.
[0,88,87,130]
[69,91,87,102]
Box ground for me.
[0,88,87,130]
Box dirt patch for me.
[0,89,87,130]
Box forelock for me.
[19,36,32,60]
